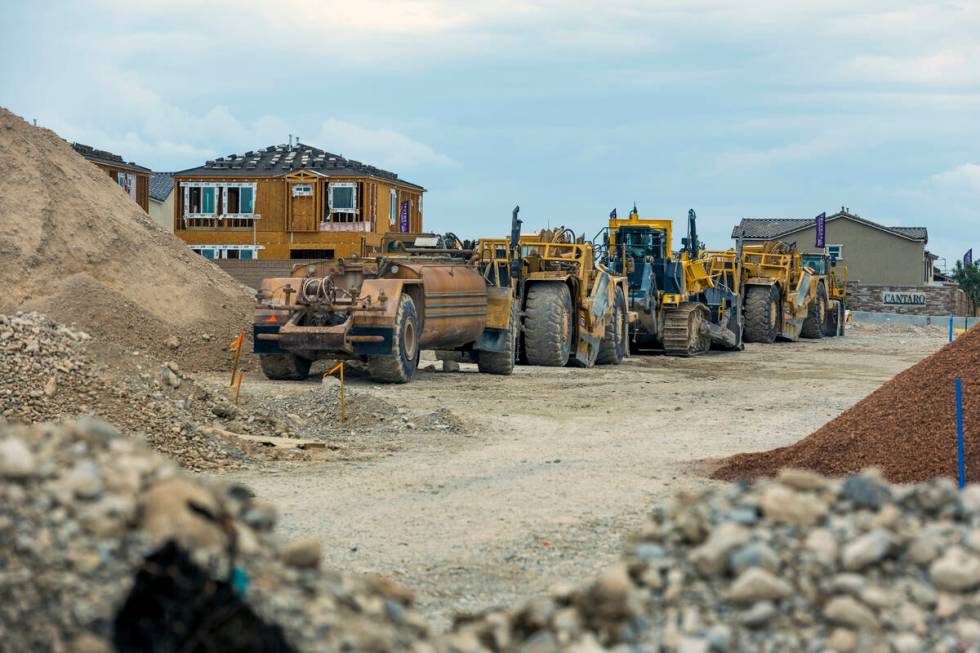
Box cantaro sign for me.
[883,291,926,306]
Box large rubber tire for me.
[824,299,840,337]
[260,354,312,381]
[524,282,573,367]
[743,285,781,344]
[477,301,518,375]
[802,281,827,339]
[367,294,420,383]
[597,288,628,365]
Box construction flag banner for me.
[966,248,974,266]
[609,208,617,220]
[815,212,826,249]
[399,200,410,233]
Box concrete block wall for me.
[214,259,296,290]
[846,282,977,316]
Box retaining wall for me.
[846,283,977,317]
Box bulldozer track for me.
[663,302,711,357]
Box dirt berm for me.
[0,108,253,371]
[714,324,979,483]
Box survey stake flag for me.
[966,248,974,266]
[815,212,827,249]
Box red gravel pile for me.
[714,324,979,483]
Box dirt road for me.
[222,325,945,628]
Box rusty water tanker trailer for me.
[253,250,519,383]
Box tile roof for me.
[732,212,927,243]
[71,143,150,173]
[149,172,174,202]
[174,142,424,190]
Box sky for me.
[1,0,978,269]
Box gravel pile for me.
[445,469,980,652]
[715,324,978,483]
[0,419,434,653]
[0,312,347,470]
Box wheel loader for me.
[599,207,742,356]
[801,252,848,337]
[739,241,824,343]
[252,231,519,383]
[474,209,631,368]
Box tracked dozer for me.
[600,207,742,356]
[252,231,519,383]
[474,208,631,368]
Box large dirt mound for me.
[0,107,254,371]
[714,324,979,483]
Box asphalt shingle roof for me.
[149,172,174,202]
[174,142,424,190]
[732,212,927,242]
[71,143,150,173]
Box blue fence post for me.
[949,317,954,343]
[956,377,965,490]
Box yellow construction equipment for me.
[475,209,631,367]
[801,252,848,337]
[740,241,823,343]
[252,230,519,383]
[600,207,743,355]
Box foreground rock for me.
[5,418,980,652]
[447,469,980,652]
[0,420,432,652]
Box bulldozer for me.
[600,207,742,356]
[474,208,631,368]
[740,241,825,343]
[252,231,519,383]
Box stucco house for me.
[148,172,174,233]
[732,209,933,286]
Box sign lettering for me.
[882,292,926,306]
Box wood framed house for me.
[172,142,425,260]
[72,143,151,212]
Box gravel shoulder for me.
[220,326,946,628]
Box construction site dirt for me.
[220,323,947,628]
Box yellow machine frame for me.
[475,236,630,366]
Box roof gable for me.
[733,211,927,243]
[173,142,424,190]
[149,172,174,202]
[71,142,150,173]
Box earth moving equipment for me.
[252,233,519,383]
[801,253,848,337]
[740,241,822,343]
[600,208,742,356]
[474,210,630,368]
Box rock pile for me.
[714,324,978,483]
[0,419,433,653]
[444,469,980,652]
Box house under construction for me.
[172,140,425,260]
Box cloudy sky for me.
[2,0,978,266]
